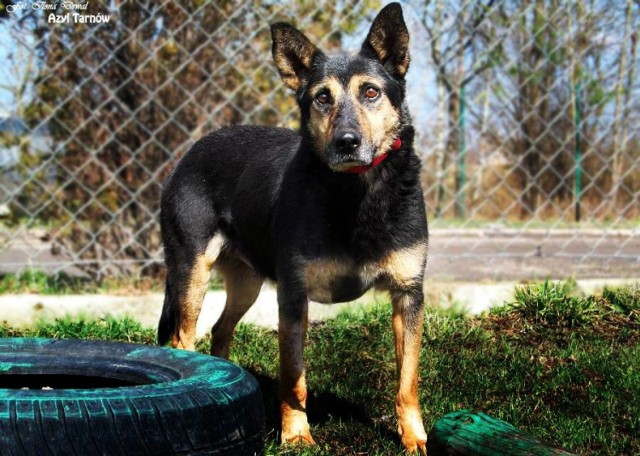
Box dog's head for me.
[271,3,410,172]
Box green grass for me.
[0,268,223,294]
[0,316,156,344]
[507,279,600,327]
[0,269,162,295]
[2,282,639,455]
[0,269,90,295]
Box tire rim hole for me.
[1,374,149,389]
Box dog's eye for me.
[315,92,330,105]
[364,86,380,100]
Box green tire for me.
[0,338,264,455]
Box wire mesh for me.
[0,0,638,281]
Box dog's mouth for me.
[326,143,375,172]
[329,155,386,173]
[326,137,401,173]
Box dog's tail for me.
[157,280,176,346]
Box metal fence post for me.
[573,81,583,223]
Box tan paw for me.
[281,428,316,446]
[398,420,427,454]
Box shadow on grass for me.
[248,370,399,444]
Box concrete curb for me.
[1,279,637,338]
[0,285,375,338]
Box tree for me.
[419,0,503,218]
[473,0,634,220]
[21,1,374,277]
[609,0,638,212]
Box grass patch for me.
[602,285,640,320]
[0,316,156,344]
[0,269,164,295]
[0,269,91,295]
[507,280,599,328]
[1,283,639,455]
[0,268,224,295]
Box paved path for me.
[2,228,638,281]
[1,228,638,335]
[427,228,639,281]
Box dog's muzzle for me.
[330,137,402,174]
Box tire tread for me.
[0,339,265,455]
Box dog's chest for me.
[304,242,427,303]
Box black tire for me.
[0,338,264,455]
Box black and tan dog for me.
[158,3,428,453]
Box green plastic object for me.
[427,410,579,456]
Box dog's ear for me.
[271,23,320,91]
[361,3,410,78]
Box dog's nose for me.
[334,131,361,154]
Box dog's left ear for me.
[361,2,410,78]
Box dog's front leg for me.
[392,288,427,454]
[278,286,315,446]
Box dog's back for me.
[160,125,299,273]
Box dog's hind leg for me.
[159,234,225,351]
[210,257,263,359]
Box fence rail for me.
[0,0,638,280]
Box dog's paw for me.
[398,420,427,455]
[280,401,315,446]
[171,335,195,351]
[401,437,427,455]
[280,429,316,446]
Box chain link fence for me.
[0,0,638,281]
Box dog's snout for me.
[334,131,361,154]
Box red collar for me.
[344,137,402,174]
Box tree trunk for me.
[434,77,448,219]
[609,0,635,212]
[432,0,447,219]
[449,89,463,218]
[518,0,546,219]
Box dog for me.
[158,3,429,453]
